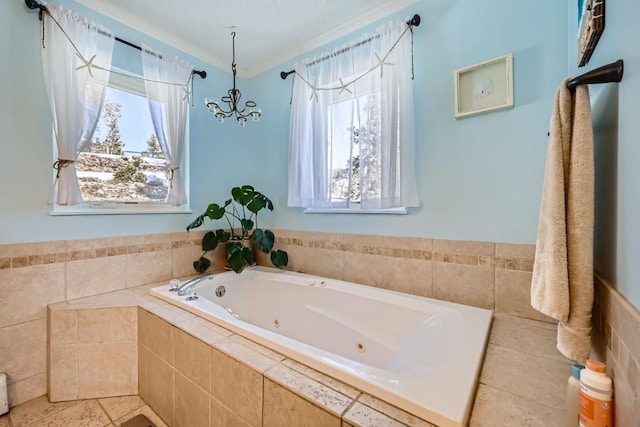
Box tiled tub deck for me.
[40,282,570,427]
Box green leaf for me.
[186,214,205,231]
[201,231,219,251]
[246,196,266,213]
[240,219,254,233]
[270,250,288,269]
[253,228,274,253]
[215,229,231,242]
[206,203,226,220]
[193,256,211,273]
[232,185,255,206]
[227,245,254,273]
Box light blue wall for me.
[570,0,640,308]
[246,0,568,244]
[1,0,244,244]
[3,1,569,250]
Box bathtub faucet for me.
[177,273,214,296]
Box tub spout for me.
[177,273,214,296]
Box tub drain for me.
[356,342,366,353]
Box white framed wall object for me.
[454,53,513,119]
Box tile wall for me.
[2,227,637,423]
[591,274,640,425]
[138,307,435,427]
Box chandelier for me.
[205,30,261,125]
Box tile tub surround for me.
[42,285,569,426]
[591,274,640,426]
[1,229,554,412]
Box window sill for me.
[49,203,192,216]
[304,207,407,215]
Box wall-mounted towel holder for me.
[566,59,623,90]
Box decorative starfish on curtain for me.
[309,78,320,102]
[75,53,97,77]
[374,53,394,78]
[182,85,191,102]
[295,21,413,98]
[337,77,353,95]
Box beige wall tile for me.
[470,384,563,427]
[0,264,65,328]
[494,243,535,259]
[66,236,127,252]
[380,257,432,298]
[284,246,345,281]
[607,283,640,360]
[0,319,46,385]
[479,344,568,410]
[433,239,494,256]
[125,233,174,246]
[145,350,174,426]
[138,309,174,364]
[605,349,636,427]
[263,379,340,427]
[78,307,137,344]
[138,343,149,403]
[174,329,211,392]
[77,341,137,398]
[174,371,210,427]
[495,269,555,322]
[173,245,217,278]
[342,253,387,288]
[66,255,127,300]
[433,263,494,309]
[210,347,263,427]
[0,240,66,259]
[127,250,172,288]
[7,374,46,408]
[48,344,78,402]
[210,397,253,427]
[48,309,78,346]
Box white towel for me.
[531,78,594,362]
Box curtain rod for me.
[566,59,623,90]
[24,0,207,79]
[280,13,421,80]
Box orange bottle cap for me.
[586,359,606,373]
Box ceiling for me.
[73,0,419,78]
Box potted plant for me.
[186,185,289,274]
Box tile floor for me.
[0,395,165,427]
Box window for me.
[287,19,418,213]
[52,70,190,215]
[77,71,171,204]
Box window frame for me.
[50,68,191,216]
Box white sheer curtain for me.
[288,19,418,209]
[42,5,114,205]
[141,46,193,206]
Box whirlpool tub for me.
[150,266,492,426]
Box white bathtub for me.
[150,266,492,427]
